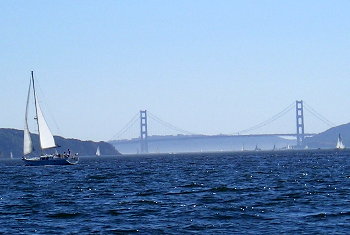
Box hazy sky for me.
[1,1,350,141]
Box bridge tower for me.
[296,100,305,148]
[140,110,148,153]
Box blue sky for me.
[1,0,350,141]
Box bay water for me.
[1,151,350,234]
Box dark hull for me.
[22,158,78,166]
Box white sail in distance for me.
[96,146,101,156]
[336,134,345,149]
[23,79,33,155]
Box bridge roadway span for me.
[116,133,317,144]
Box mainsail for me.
[23,79,33,155]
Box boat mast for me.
[31,71,42,153]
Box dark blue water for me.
[1,151,350,234]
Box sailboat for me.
[96,146,101,156]
[336,134,345,149]
[254,145,261,151]
[22,71,79,166]
[10,152,13,159]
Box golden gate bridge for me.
[110,100,335,153]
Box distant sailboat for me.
[336,134,345,149]
[255,145,261,151]
[10,152,13,159]
[96,146,101,156]
[22,71,79,166]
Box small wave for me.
[183,224,209,231]
[47,212,82,219]
[107,209,122,216]
[166,186,238,195]
[56,200,76,206]
[240,213,270,220]
[178,182,205,188]
[280,192,303,199]
[107,229,139,233]
[165,190,206,195]
[87,174,112,180]
[135,190,158,196]
[135,200,160,205]
[209,186,238,192]
[208,214,235,220]
[306,211,350,219]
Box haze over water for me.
[1,152,350,233]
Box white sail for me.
[35,95,56,150]
[96,146,101,156]
[23,79,33,155]
[10,152,13,159]
[336,134,345,149]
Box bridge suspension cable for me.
[303,102,335,127]
[234,102,295,135]
[110,112,139,140]
[148,112,198,136]
[110,100,336,141]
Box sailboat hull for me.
[22,157,79,166]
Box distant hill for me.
[304,123,350,148]
[0,128,120,158]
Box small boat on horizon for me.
[254,145,261,151]
[22,71,79,166]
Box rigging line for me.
[235,102,295,135]
[32,74,62,136]
[109,112,139,140]
[303,102,335,127]
[148,112,198,135]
